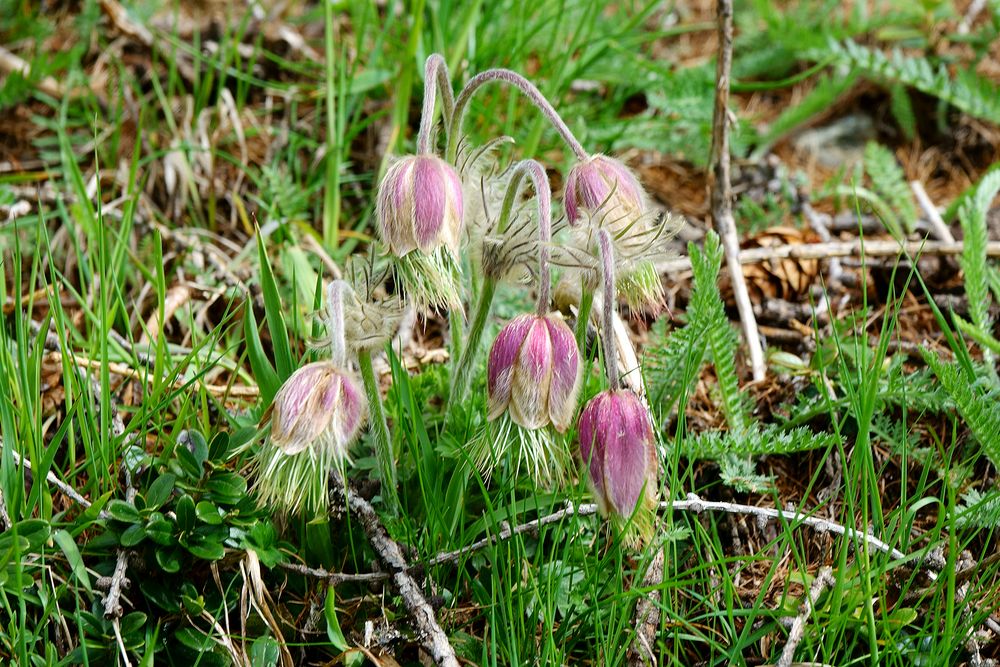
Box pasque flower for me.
[376,154,464,257]
[267,361,367,458]
[254,282,371,516]
[564,154,645,229]
[486,312,581,432]
[576,230,659,542]
[578,389,657,517]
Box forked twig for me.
[708,0,766,381]
[777,566,834,667]
[331,478,460,667]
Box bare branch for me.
[708,0,766,381]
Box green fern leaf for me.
[682,423,840,458]
[864,142,917,234]
[807,39,1000,124]
[922,352,1000,467]
[957,489,1000,528]
[690,232,749,432]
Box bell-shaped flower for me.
[255,361,368,515]
[578,389,657,518]
[564,154,645,229]
[269,361,367,458]
[487,312,581,432]
[376,154,464,257]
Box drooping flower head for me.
[564,154,645,229]
[578,389,657,520]
[267,361,367,458]
[486,312,581,432]
[255,361,368,516]
[375,154,465,312]
[376,154,464,257]
[253,282,368,516]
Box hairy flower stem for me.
[416,54,455,155]
[446,69,588,163]
[574,285,594,354]
[357,349,400,515]
[597,230,619,389]
[326,281,348,367]
[447,159,551,410]
[448,278,496,408]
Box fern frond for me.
[752,71,858,159]
[645,319,709,412]
[808,39,1000,124]
[957,489,1000,528]
[719,454,774,493]
[682,423,840,458]
[958,168,1000,334]
[863,142,917,234]
[922,351,1000,467]
[690,232,750,431]
[954,315,1000,355]
[889,83,916,140]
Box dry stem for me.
[708,0,766,381]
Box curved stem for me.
[416,54,455,155]
[447,278,497,409]
[597,230,619,389]
[574,284,594,354]
[326,280,349,367]
[447,69,588,163]
[357,349,400,516]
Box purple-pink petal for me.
[413,157,447,249]
[544,315,581,432]
[487,314,535,418]
[336,374,366,443]
[564,166,580,225]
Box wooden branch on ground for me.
[777,566,833,667]
[331,478,460,667]
[708,0,766,382]
[656,239,1000,275]
[627,548,665,667]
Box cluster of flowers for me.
[253,54,677,542]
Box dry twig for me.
[708,0,766,381]
[777,566,834,667]
[332,478,460,667]
[656,239,1000,275]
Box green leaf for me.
[205,471,248,505]
[244,301,280,405]
[52,529,92,593]
[175,495,196,533]
[195,501,224,525]
[325,586,350,652]
[257,232,294,380]
[120,523,146,547]
[863,141,917,235]
[208,432,230,461]
[175,627,215,652]
[107,500,141,523]
[155,547,181,573]
[145,473,175,510]
[185,538,225,561]
[249,636,280,667]
[144,516,174,546]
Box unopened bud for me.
[376,155,464,257]
[578,389,657,518]
[564,154,645,228]
[487,312,581,432]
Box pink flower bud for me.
[578,389,657,517]
[376,155,464,257]
[487,312,581,432]
[564,154,645,227]
[269,361,367,461]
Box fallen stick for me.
[777,566,833,667]
[708,0,766,382]
[331,478,460,667]
[656,239,1000,275]
[0,45,66,98]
